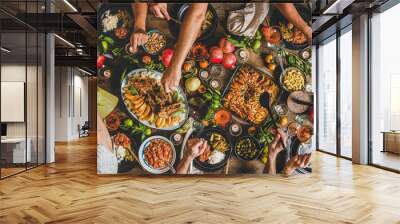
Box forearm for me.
[168,3,207,71]
[274,3,310,36]
[264,156,277,174]
[132,3,148,31]
[176,155,194,174]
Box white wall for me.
[54,66,89,141]
[1,65,34,138]
[1,63,46,164]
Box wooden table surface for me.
[98,3,312,175]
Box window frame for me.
[315,24,353,161]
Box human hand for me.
[267,132,285,161]
[149,3,170,20]
[130,29,148,54]
[305,26,312,45]
[161,65,181,93]
[283,154,311,176]
[185,138,208,161]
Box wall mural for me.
[97,3,313,176]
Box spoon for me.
[259,92,278,128]
[291,97,313,106]
[169,16,182,25]
[259,92,287,148]
[168,162,176,174]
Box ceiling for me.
[0,0,101,73]
[312,0,390,43]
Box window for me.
[339,28,352,158]
[317,36,337,154]
[370,3,400,171]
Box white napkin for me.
[227,3,269,37]
[97,144,118,174]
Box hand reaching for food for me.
[268,133,285,160]
[283,154,311,176]
[176,138,209,174]
[149,3,170,20]
[130,29,148,53]
[161,66,182,93]
[186,138,209,160]
[265,133,285,175]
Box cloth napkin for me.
[227,3,269,37]
[97,144,118,174]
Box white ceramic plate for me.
[138,136,176,174]
[120,68,188,131]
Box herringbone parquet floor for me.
[1,135,400,224]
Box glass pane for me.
[339,29,352,158]
[371,4,400,171]
[27,31,38,169]
[1,31,27,177]
[38,32,45,165]
[317,37,337,154]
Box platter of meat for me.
[121,69,188,130]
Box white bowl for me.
[138,136,176,174]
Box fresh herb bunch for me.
[144,61,165,72]
[278,48,311,76]
[227,30,262,53]
[98,34,114,54]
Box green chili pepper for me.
[203,92,212,101]
[253,40,261,50]
[255,30,262,40]
[103,36,114,45]
[101,41,109,52]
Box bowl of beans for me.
[280,67,305,92]
[142,29,167,55]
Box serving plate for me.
[120,68,189,131]
[98,6,132,42]
[221,64,281,126]
[111,132,137,173]
[269,4,311,50]
[169,4,218,41]
[192,127,233,172]
[138,136,176,174]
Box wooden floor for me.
[1,135,400,224]
[372,151,400,171]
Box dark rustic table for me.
[98,3,313,175]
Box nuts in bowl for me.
[143,30,167,55]
[281,67,305,92]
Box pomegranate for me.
[219,37,235,54]
[209,46,223,64]
[222,53,237,69]
[160,48,174,67]
[97,55,106,69]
